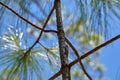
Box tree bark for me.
[55,0,71,80]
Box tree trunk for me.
[55,0,71,80]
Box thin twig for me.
[65,38,92,80]
[49,70,62,80]
[49,34,120,79]
[0,1,57,33]
[21,4,55,58]
[70,34,120,67]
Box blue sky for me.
[1,0,120,80]
[100,26,120,80]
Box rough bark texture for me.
[55,0,71,80]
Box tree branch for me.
[65,38,92,80]
[55,0,71,79]
[0,1,57,33]
[49,34,120,79]
[70,34,120,67]
[21,3,55,58]
[49,70,62,80]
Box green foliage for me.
[1,0,120,79]
[0,26,59,80]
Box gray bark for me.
[55,0,71,80]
